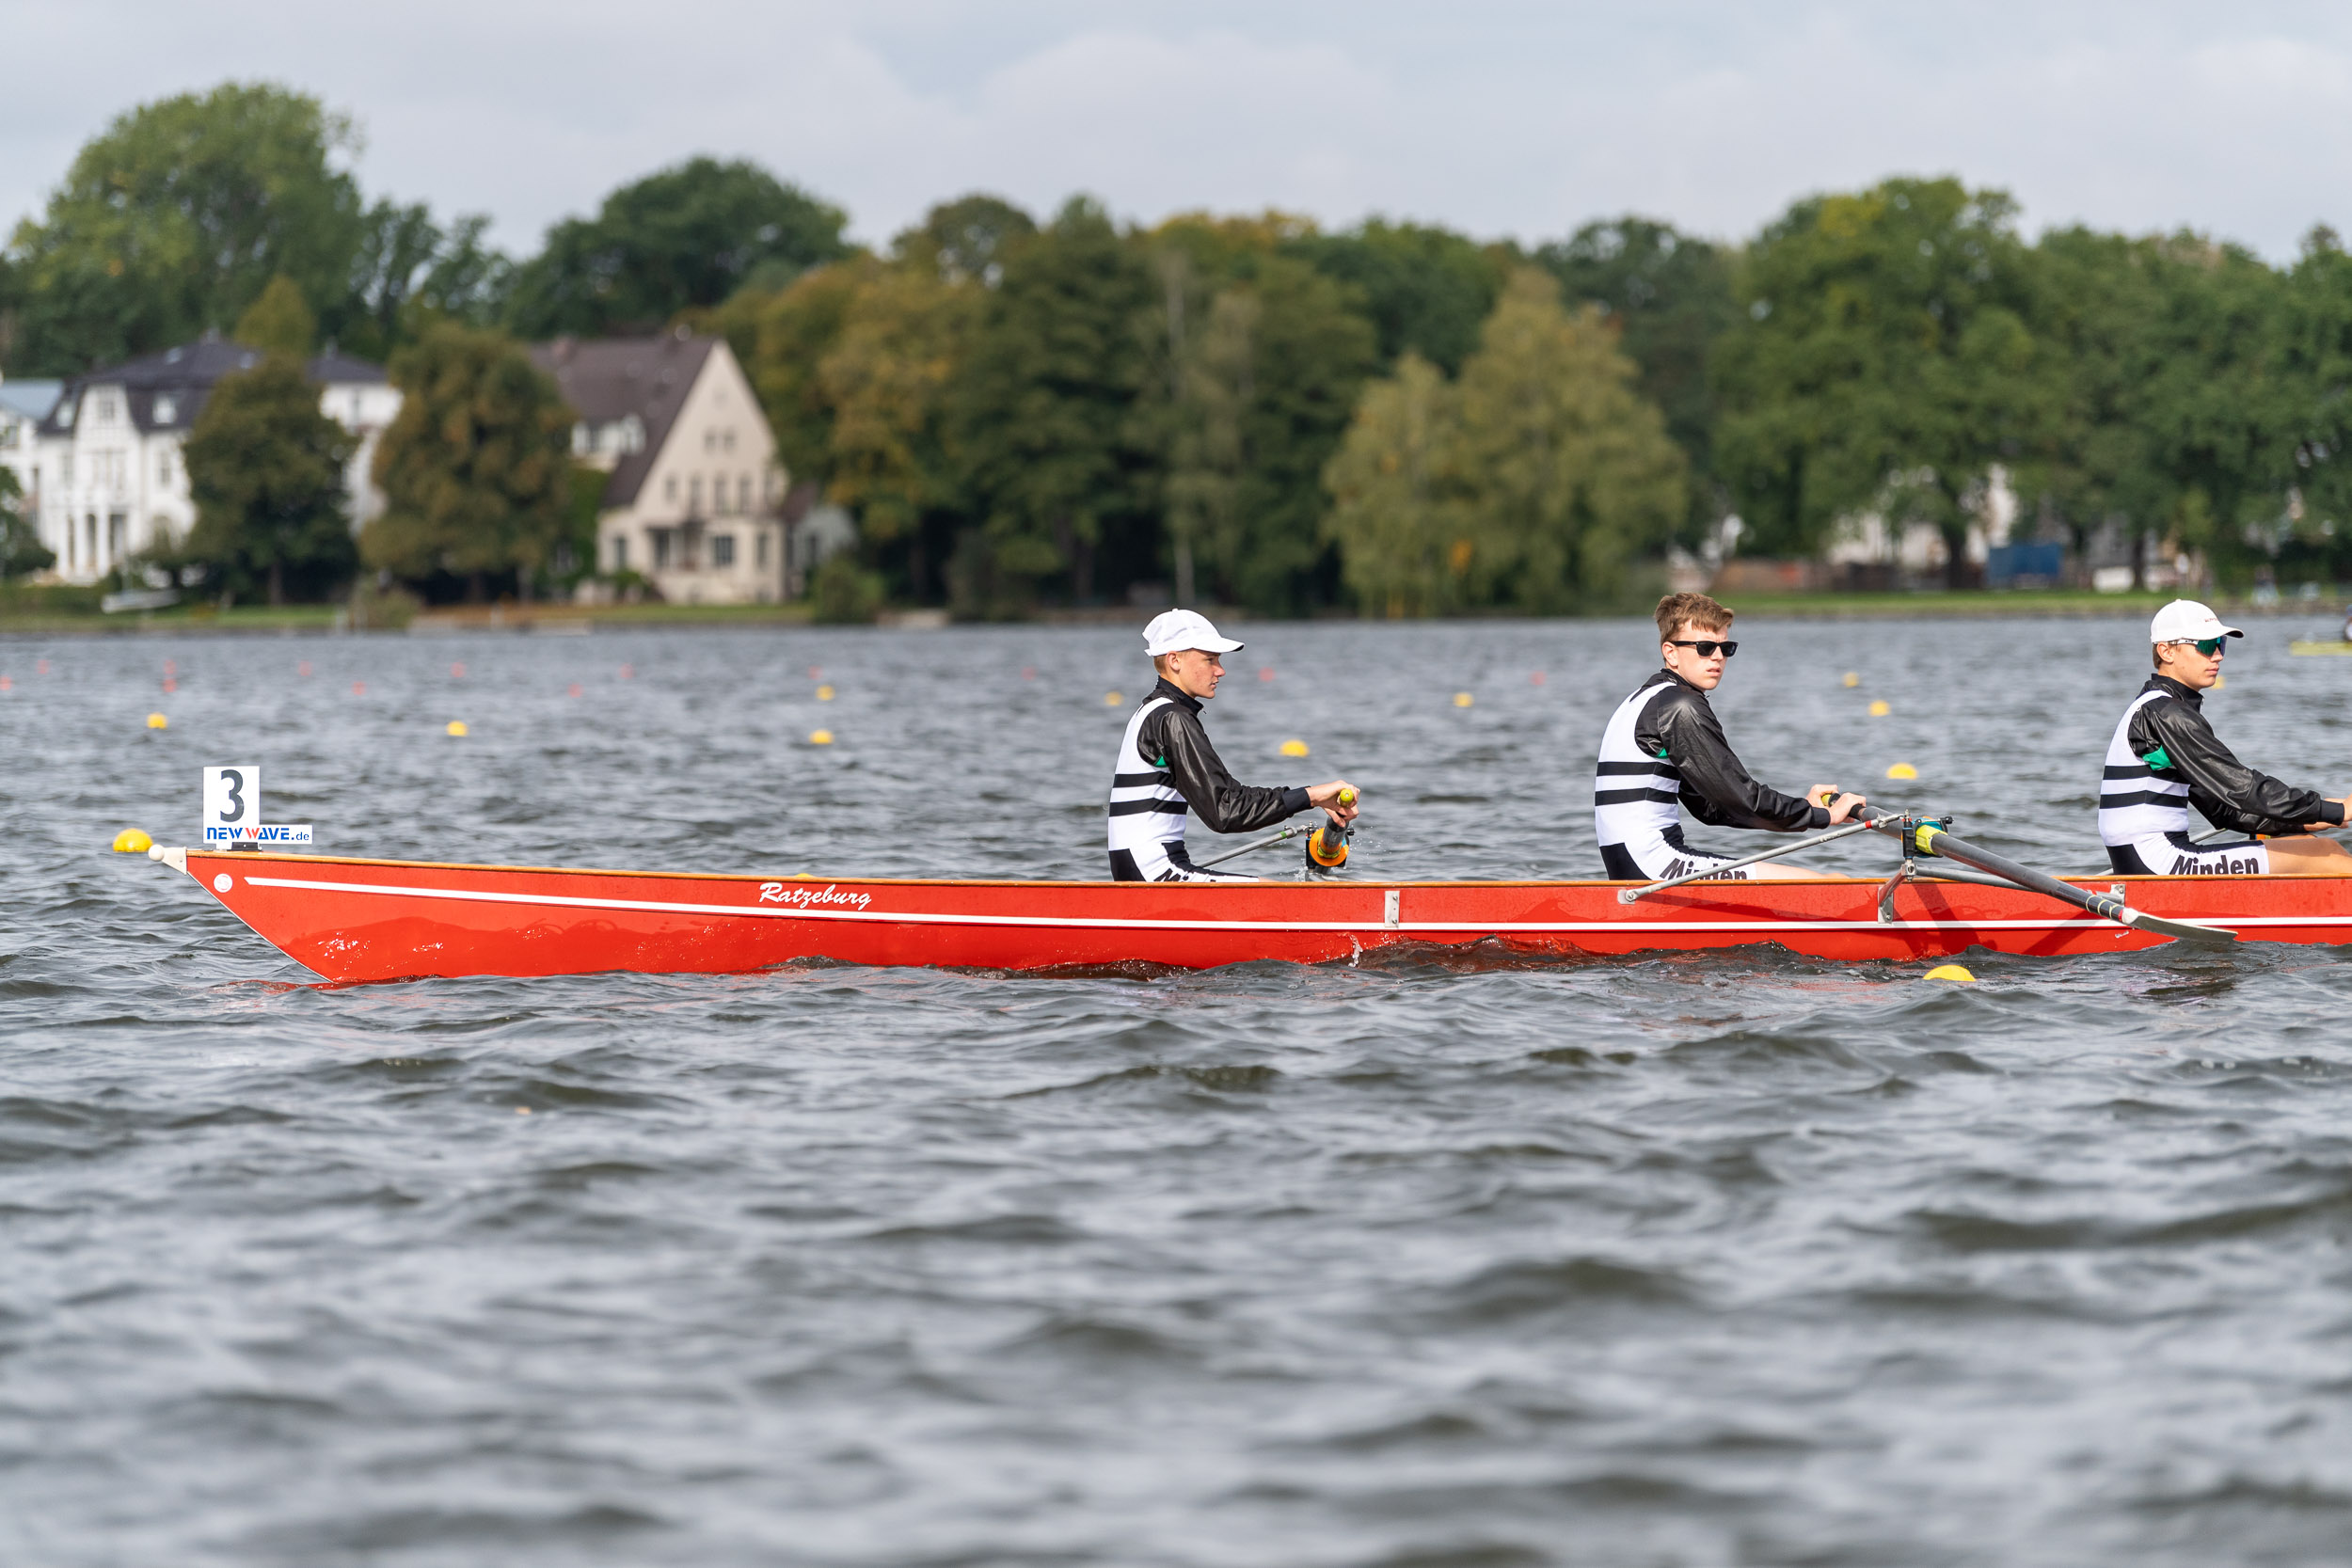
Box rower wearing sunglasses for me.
[1594,592,1866,881]
[2098,599,2352,876]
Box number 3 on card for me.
[201,766,262,839]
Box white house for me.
[23,338,399,586]
[0,377,62,506]
[530,329,790,605]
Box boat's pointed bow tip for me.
[149,846,188,874]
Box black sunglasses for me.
[1667,638,1739,658]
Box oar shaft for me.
[1864,811,2233,946]
[1192,822,1312,870]
[1618,816,1880,903]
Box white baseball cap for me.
[2149,599,2243,644]
[1142,608,1244,657]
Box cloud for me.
[4,2,2351,261]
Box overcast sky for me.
[5,1,2350,261]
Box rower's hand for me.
[1811,785,1867,824]
[1308,780,1360,825]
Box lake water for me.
[8,613,2352,1566]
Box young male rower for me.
[2098,599,2352,876]
[1107,610,1360,881]
[1594,593,1866,880]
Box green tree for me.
[505,157,850,337]
[364,324,572,600]
[1713,177,2050,581]
[341,203,513,360]
[1320,353,1462,615]
[0,467,56,578]
[820,261,977,597]
[744,261,867,487]
[1535,217,1737,531]
[1448,269,1685,608]
[6,83,364,373]
[946,198,1158,604]
[1322,272,1684,613]
[1284,218,1509,373]
[895,193,1037,286]
[181,356,357,605]
[1149,236,1377,610]
[233,275,317,357]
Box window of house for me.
[704,430,716,453]
[96,392,118,424]
[158,450,174,485]
[756,530,770,567]
[108,513,124,556]
[653,530,674,570]
[689,476,702,515]
[611,533,628,571]
[61,453,74,485]
[738,476,752,513]
[712,534,736,568]
[723,429,737,452]
[664,474,677,503]
[155,395,177,424]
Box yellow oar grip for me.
[1915,823,1943,856]
[1336,787,1357,806]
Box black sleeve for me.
[2131,698,2343,834]
[1139,706,1310,833]
[1637,685,1827,832]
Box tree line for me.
[8,82,2352,610]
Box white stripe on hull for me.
[230,873,2325,937]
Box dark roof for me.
[37,338,387,437]
[528,330,718,508]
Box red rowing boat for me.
[149,847,2352,982]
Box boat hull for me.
[164,850,2352,982]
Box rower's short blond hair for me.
[1656,592,1733,642]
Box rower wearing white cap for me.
[2098,599,2352,876]
[1107,610,1359,881]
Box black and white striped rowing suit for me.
[1594,669,1829,880]
[2098,674,2342,874]
[1107,676,1311,881]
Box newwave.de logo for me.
[758,881,874,911]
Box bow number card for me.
[200,765,313,847]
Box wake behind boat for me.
[146,844,2349,984]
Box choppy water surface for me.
[9,614,2352,1566]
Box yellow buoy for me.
[112,828,153,854]
[1924,963,1976,982]
[445,721,469,737]
[1843,672,1860,688]
[2213,674,2225,689]
[1104,691,1123,705]
[809,728,834,745]
[816,685,835,701]
[1885,762,1919,780]
[1454,692,1474,708]
[1868,700,1890,717]
[146,712,167,729]
[1279,738,1311,757]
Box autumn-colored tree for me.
[364,324,572,600]
[181,356,357,605]
[232,275,317,357]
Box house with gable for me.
[530,328,790,605]
[19,338,398,585]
